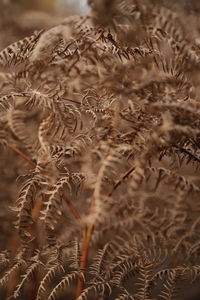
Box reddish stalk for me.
[7,143,36,168]
[108,164,136,197]
[65,197,81,220]
[76,164,136,298]
[76,224,94,299]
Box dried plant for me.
[1,1,200,299]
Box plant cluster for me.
[1,1,200,299]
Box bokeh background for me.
[2,0,90,14]
[0,0,90,50]
[1,0,200,48]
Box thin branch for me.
[7,143,36,168]
[76,224,94,299]
[65,197,81,220]
[108,164,136,197]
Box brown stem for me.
[7,143,36,168]
[65,197,81,220]
[108,165,136,197]
[76,165,136,298]
[76,224,94,299]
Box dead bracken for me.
[1,1,200,299]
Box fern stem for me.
[76,164,136,297]
[7,143,36,168]
[76,224,94,298]
[108,165,136,197]
[65,197,81,220]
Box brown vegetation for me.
[1,1,200,299]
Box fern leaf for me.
[47,271,82,300]
[14,173,44,244]
[0,30,43,67]
[14,253,43,298]
[36,264,65,300]
[77,281,112,300]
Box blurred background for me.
[0,0,91,50]
[0,0,200,50]
[2,0,90,14]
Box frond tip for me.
[48,271,83,300]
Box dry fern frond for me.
[1,1,200,299]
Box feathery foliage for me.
[1,0,200,299]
